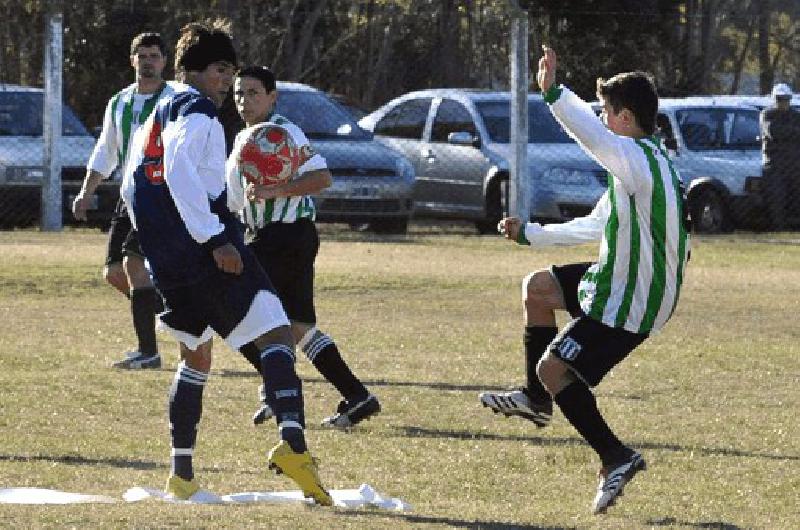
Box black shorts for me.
[550,262,593,318]
[549,262,648,387]
[104,199,144,266]
[247,219,319,324]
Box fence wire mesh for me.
[1,1,799,233]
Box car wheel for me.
[369,218,408,234]
[690,188,731,233]
[475,178,508,234]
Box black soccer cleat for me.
[479,388,553,428]
[321,394,381,430]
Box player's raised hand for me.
[212,243,243,275]
[537,45,557,93]
[497,216,522,241]
[246,182,281,201]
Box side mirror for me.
[448,131,480,148]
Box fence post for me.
[509,6,530,223]
[42,9,63,231]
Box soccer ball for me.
[237,124,308,186]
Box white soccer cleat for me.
[592,451,647,514]
[479,388,552,428]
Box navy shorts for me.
[157,246,289,351]
[105,199,144,266]
[549,262,648,387]
[247,219,318,324]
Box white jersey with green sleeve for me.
[226,113,327,229]
[87,80,185,178]
[531,85,690,334]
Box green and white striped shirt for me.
[226,114,327,229]
[87,81,184,178]
[523,86,690,334]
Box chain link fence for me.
[1,1,799,233]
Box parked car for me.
[359,89,606,233]
[655,97,765,232]
[0,84,118,228]
[275,82,414,233]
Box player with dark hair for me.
[480,46,690,514]
[120,22,331,505]
[73,32,181,369]
[226,65,380,430]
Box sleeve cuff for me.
[543,84,563,105]
[201,231,230,253]
[516,226,531,246]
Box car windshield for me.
[475,100,573,143]
[0,92,90,137]
[676,107,760,150]
[276,90,371,140]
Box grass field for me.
[0,224,798,529]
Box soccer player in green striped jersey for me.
[480,46,690,514]
[73,33,182,370]
[227,66,379,430]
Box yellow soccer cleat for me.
[165,474,200,501]
[267,440,333,506]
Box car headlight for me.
[394,157,414,181]
[5,166,45,182]
[541,167,599,186]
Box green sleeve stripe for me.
[657,144,689,319]
[636,140,668,333]
[110,93,122,164]
[615,194,640,328]
[543,84,563,105]
[589,181,618,321]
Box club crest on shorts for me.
[556,337,582,361]
[237,124,313,186]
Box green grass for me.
[0,225,798,529]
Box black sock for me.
[304,332,367,402]
[554,381,627,467]
[169,362,207,480]
[524,326,557,401]
[260,344,306,453]
[131,288,158,355]
[239,342,263,374]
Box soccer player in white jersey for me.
[73,33,183,369]
[480,46,690,514]
[226,66,380,430]
[120,22,331,505]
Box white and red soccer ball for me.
[237,124,313,186]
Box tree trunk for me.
[758,0,772,94]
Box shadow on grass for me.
[393,426,800,462]
[646,517,743,529]
[334,508,576,529]
[0,453,165,470]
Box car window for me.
[276,90,370,140]
[431,99,476,142]
[675,107,760,150]
[475,99,572,143]
[0,92,89,137]
[374,98,432,139]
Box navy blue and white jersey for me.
[120,87,243,290]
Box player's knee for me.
[122,255,151,288]
[523,269,557,308]
[180,341,212,372]
[103,264,127,291]
[536,354,572,394]
[252,325,294,352]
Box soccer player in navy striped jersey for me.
[120,22,331,505]
[480,46,690,514]
[74,33,182,370]
[226,66,380,430]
